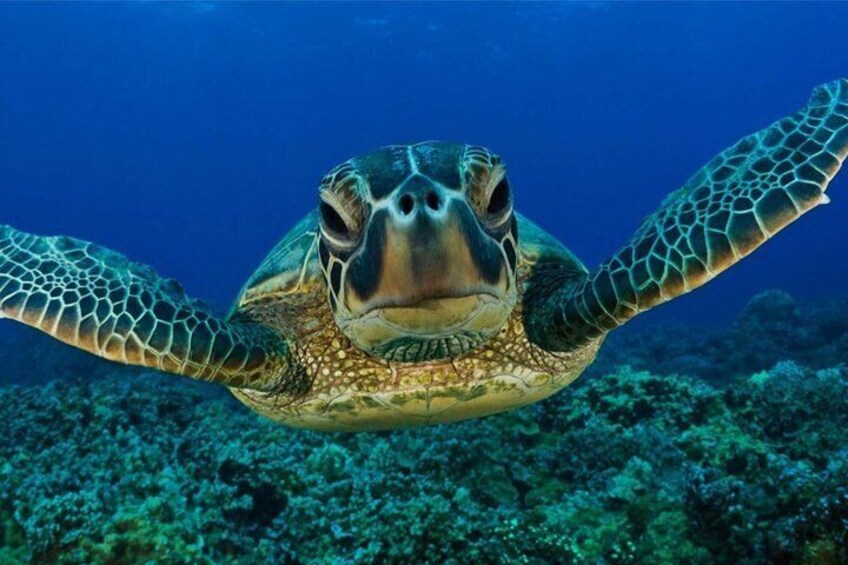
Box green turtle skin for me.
[0,80,846,431]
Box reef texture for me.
[0,291,846,564]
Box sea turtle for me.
[1,80,846,431]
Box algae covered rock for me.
[592,291,848,384]
[0,294,846,563]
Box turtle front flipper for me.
[526,79,848,351]
[0,225,302,392]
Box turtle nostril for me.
[425,191,441,211]
[399,194,415,215]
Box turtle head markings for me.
[315,142,519,362]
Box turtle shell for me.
[229,210,322,318]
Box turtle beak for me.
[343,178,509,324]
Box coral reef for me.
[0,291,846,564]
[590,290,848,384]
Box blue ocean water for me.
[2,2,847,323]
[1,3,848,563]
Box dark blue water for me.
[3,5,848,562]
[2,3,846,326]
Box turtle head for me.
[316,142,519,362]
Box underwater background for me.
[1,2,847,563]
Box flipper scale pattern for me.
[528,79,848,350]
[0,226,300,392]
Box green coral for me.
[0,293,846,563]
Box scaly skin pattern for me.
[527,79,848,350]
[232,238,600,432]
[0,227,301,393]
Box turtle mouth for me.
[360,289,501,316]
[371,293,502,336]
[338,290,516,362]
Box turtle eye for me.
[486,177,512,216]
[319,198,364,247]
[320,201,350,238]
